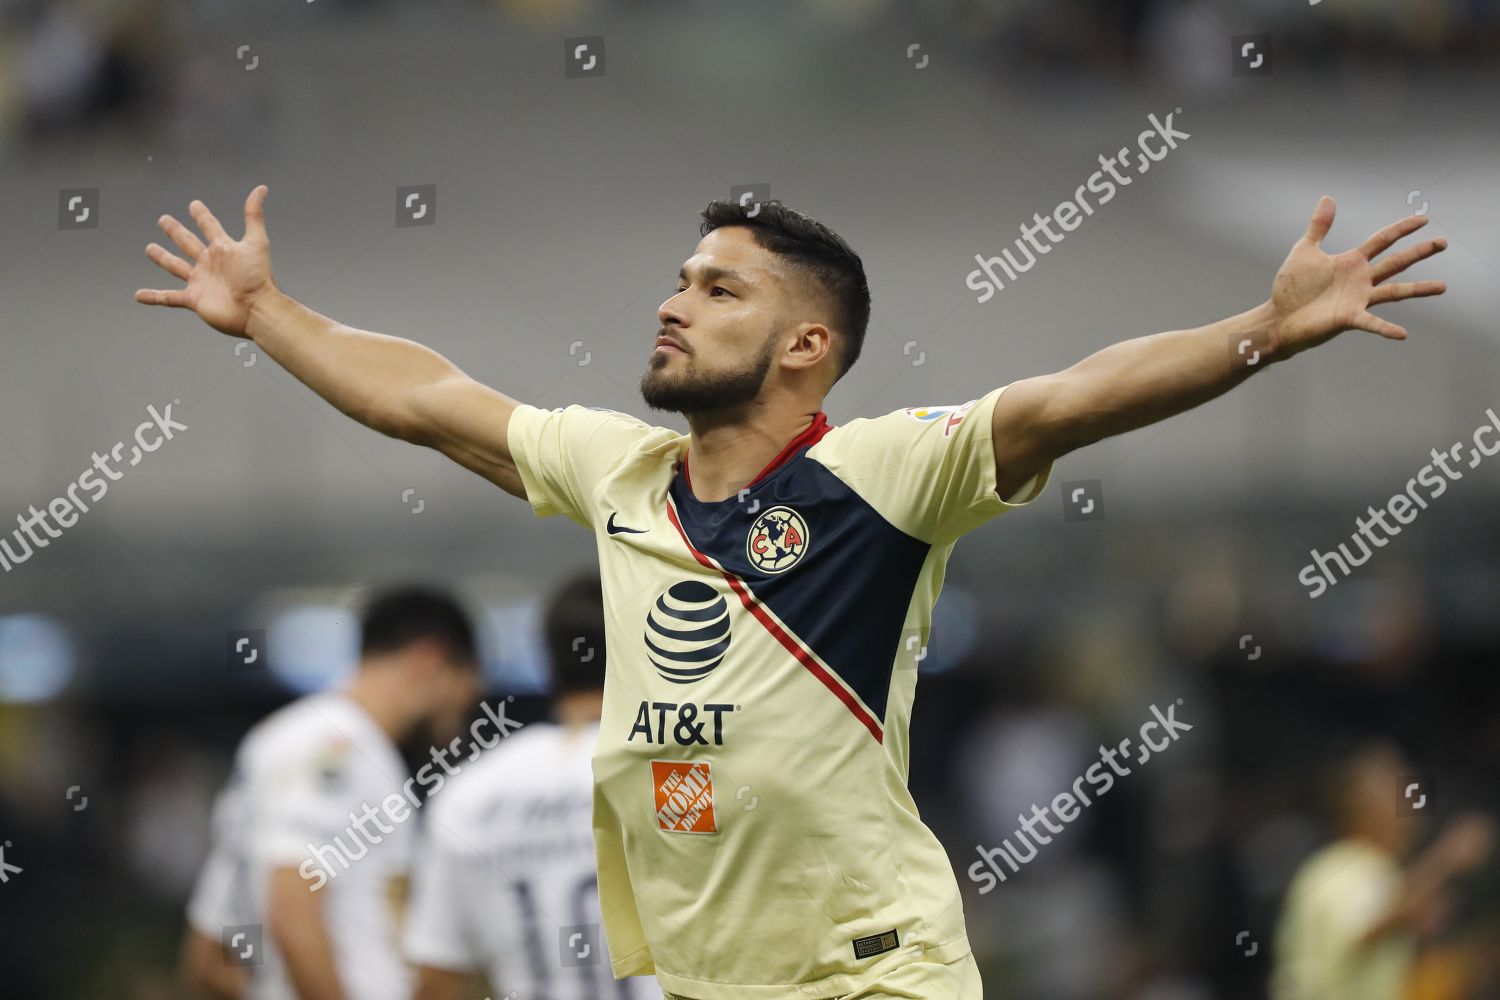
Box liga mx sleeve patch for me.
[852,928,901,960]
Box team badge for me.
[904,399,978,437]
[645,581,731,684]
[745,505,808,574]
[312,738,351,792]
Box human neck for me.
[1346,823,1401,859]
[554,689,604,727]
[342,664,412,743]
[683,404,820,503]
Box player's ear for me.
[784,322,831,372]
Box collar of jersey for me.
[678,410,832,504]
[317,689,397,754]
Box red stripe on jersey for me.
[681,411,833,496]
[664,499,884,744]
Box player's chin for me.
[642,360,687,389]
[649,348,687,368]
[639,377,696,414]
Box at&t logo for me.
[645,581,731,684]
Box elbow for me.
[362,397,419,444]
[1046,367,1124,456]
[1027,373,1090,458]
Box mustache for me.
[657,330,689,353]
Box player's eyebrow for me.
[679,264,751,287]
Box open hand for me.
[1268,195,1447,359]
[1433,813,1495,875]
[135,185,276,338]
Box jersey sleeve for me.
[403,826,481,972]
[813,382,1053,545]
[186,835,246,936]
[506,404,667,530]
[1308,861,1398,967]
[251,740,363,868]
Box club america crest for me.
[745,505,809,574]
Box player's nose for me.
[657,293,690,329]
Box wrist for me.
[246,284,290,344]
[1248,299,1292,366]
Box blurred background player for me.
[404,571,661,1000]
[1270,738,1495,1000]
[179,761,256,999]
[179,585,481,1000]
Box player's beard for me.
[639,333,778,416]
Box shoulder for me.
[429,723,563,832]
[812,388,1002,455]
[1290,842,1391,900]
[241,694,382,786]
[239,695,322,765]
[511,402,675,440]
[449,722,559,794]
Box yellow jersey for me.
[506,383,1051,998]
[1271,840,1414,1000]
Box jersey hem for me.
[647,937,972,999]
[610,943,655,979]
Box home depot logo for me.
[651,760,717,834]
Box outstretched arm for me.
[1355,813,1494,948]
[991,196,1448,499]
[135,186,527,498]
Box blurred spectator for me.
[1270,739,1494,1000]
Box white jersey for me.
[404,720,662,1000]
[186,770,256,935]
[185,691,416,1000]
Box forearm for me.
[1052,299,1281,452]
[246,288,463,439]
[178,931,247,1000]
[272,918,347,1000]
[267,867,347,1000]
[413,966,471,1000]
[1355,848,1457,946]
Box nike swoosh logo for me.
[607,512,647,535]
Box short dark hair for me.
[699,199,870,387]
[541,572,606,695]
[359,584,477,667]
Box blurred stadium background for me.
[2,0,1499,997]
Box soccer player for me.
[180,775,256,999]
[1271,740,1494,1000]
[403,572,662,1000]
[140,187,1447,998]
[180,586,480,1000]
